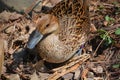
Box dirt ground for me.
[0,0,120,80]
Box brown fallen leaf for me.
[81,68,89,80]
[90,23,97,32]
[49,0,62,6]
[114,43,120,49]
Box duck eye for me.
[39,15,41,18]
[45,24,49,28]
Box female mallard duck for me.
[27,0,90,63]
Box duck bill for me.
[27,30,43,49]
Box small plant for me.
[115,7,120,15]
[105,15,114,22]
[98,29,113,45]
[115,28,120,35]
[113,1,119,5]
[105,15,115,24]
[98,5,104,10]
[112,64,120,69]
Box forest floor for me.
[0,0,120,80]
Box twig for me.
[93,39,104,57]
[48,54,90,80]
[0,19,21,32]
[52,54,90,71]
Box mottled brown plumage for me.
[27,0,90,63]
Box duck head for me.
[27,14,59,49]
